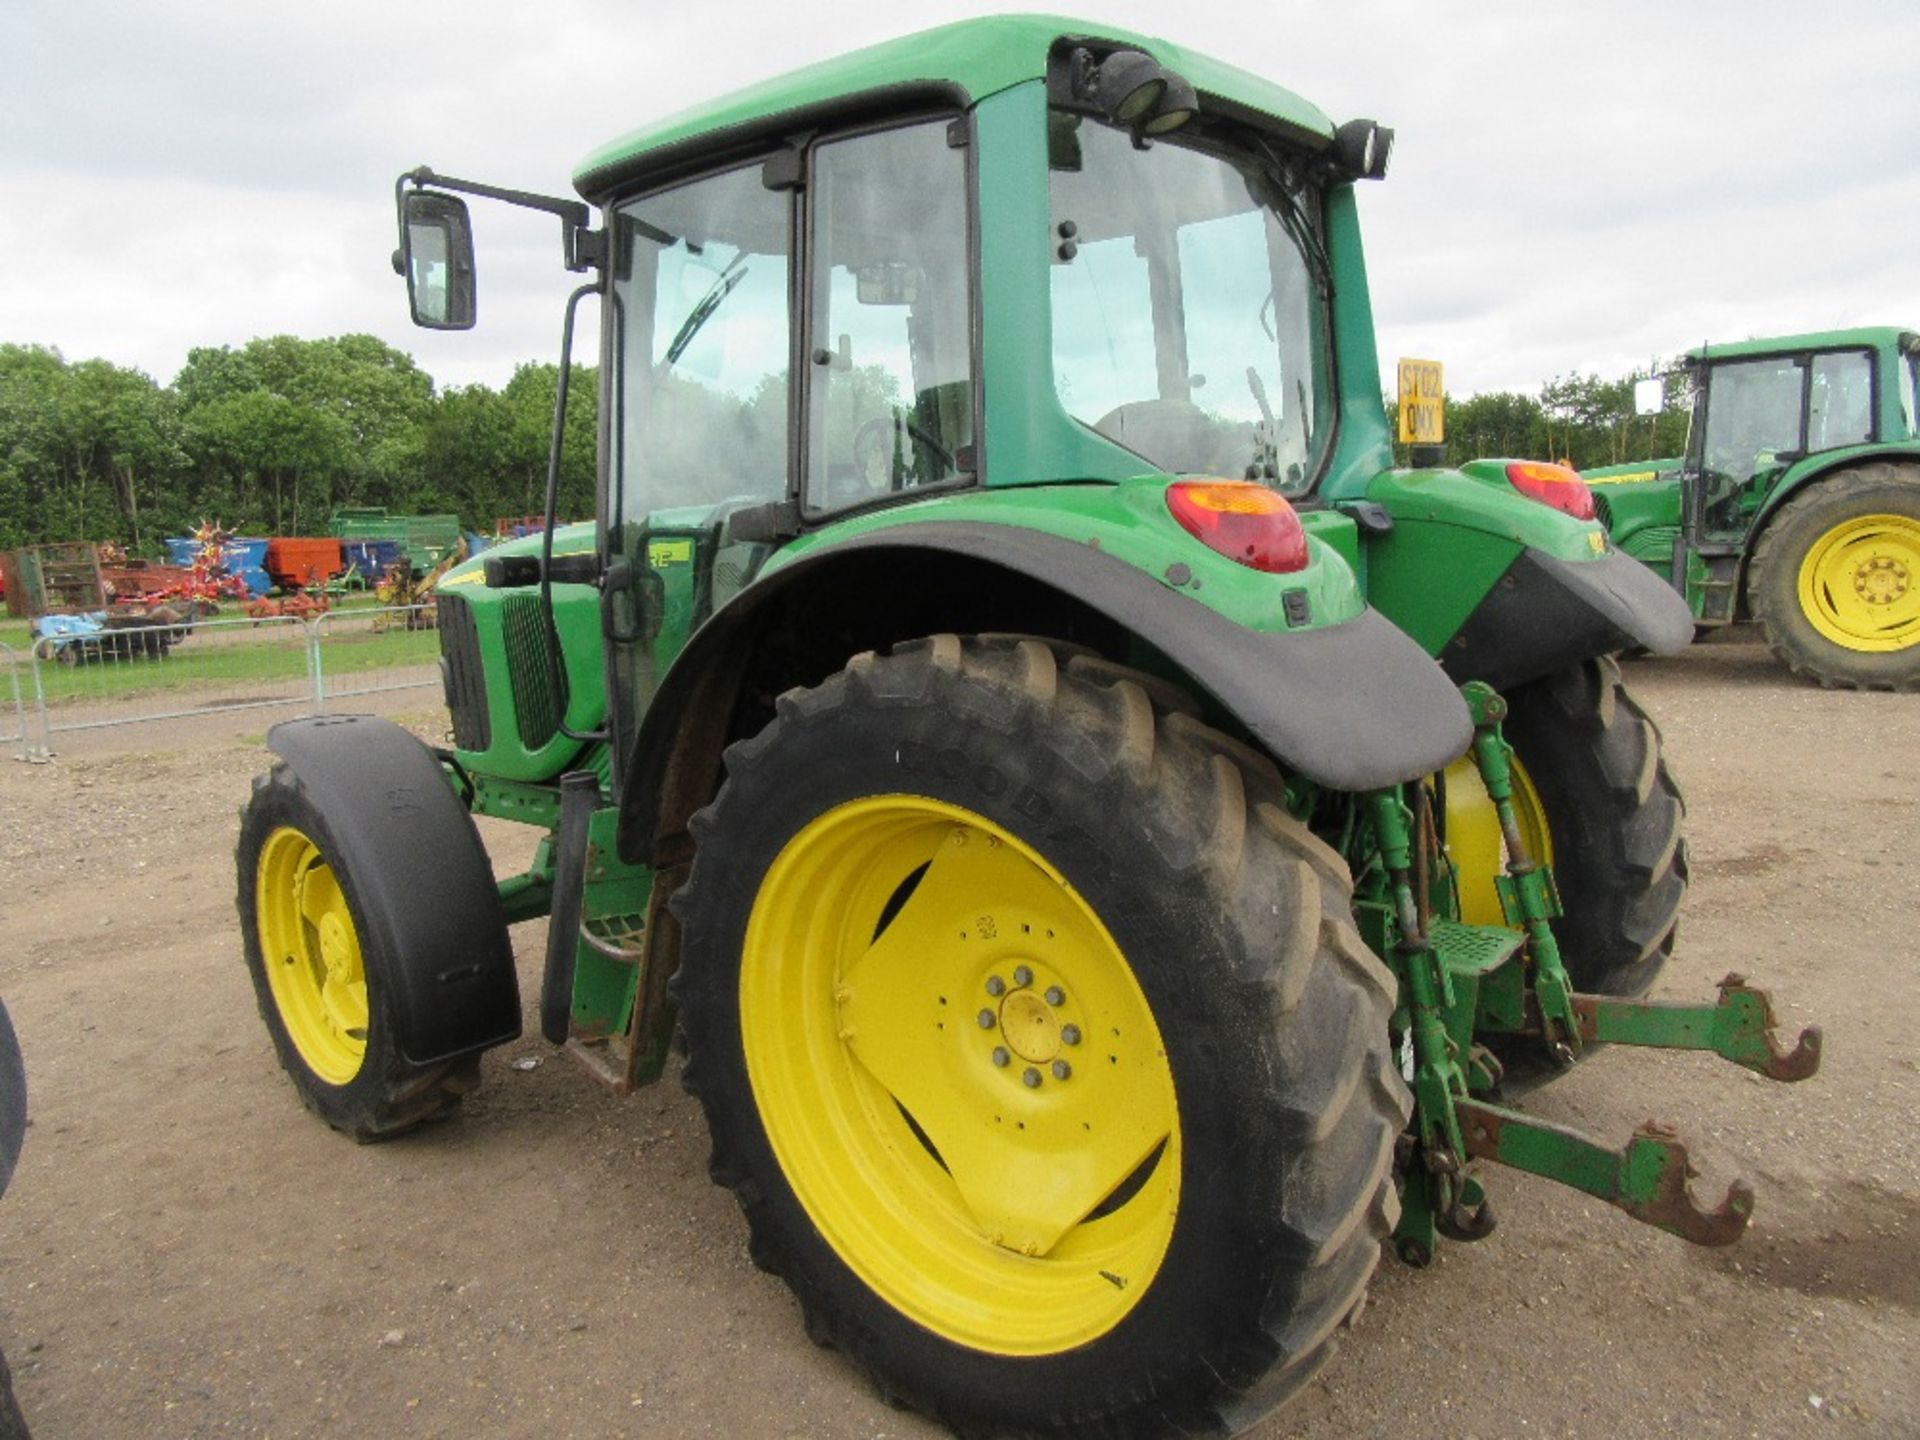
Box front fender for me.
[617,522,1472,862]
[267,715,522,1066]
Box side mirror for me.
[1633,376,1666,417]
[396,190,476,330]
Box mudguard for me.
[267,715,521,1066]
[618,522,1473,863]
[0,1002,22,1201]
[1438,545,1695,692]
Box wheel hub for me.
[1000,988,1057,1061]
[978,965,1083,1083]
[318,912,353,979]
[1852,554,1908,605]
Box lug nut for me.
[1052,1060,1072,1081]
[1044,985,1065,1007]
[1061,1024,1082,1046]
[1013,965,1033,987]
[991,1047,1010,1067]
[977,1009,996,1030]
[985,975,1006,997]
[1022,1067,1041,1088]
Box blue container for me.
[343,539,404,581]
[237,566,272,597]
[163,538,199,567]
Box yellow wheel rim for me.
[1443,756,1554,928]
[255,826,369,1086]
[1795,513,1920,653]
[740,796,1179,1355]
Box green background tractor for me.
[236,17,1816,1438]
[1587,326,1920,688]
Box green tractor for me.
[236,18,1820,1438]
[1587,326,1920,688]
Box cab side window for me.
[804,121,975,516]
[1808,351,1873,452]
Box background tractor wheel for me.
[236,765,480,1141]
[1748,464,1920,691]
[673,634,1410,1440]
[1445,656,1686,1000]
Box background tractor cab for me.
[1588,326,1920,687]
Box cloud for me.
[1,0,1915,400]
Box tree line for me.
[0,335,596,554]
[0,334,1690,555]
[1386,368,1692,472]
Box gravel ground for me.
[0,627,1913,1440]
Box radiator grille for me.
[1622,525,1682,566]
[436,592,491,752]
[502,595,568,750]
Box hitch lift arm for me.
[1372,683,1822,1263]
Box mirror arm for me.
[399,166,604,272]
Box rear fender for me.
[1749,443,1920,530]
[616,523,1473,863]
[1364,466,1694,690]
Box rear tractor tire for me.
[673,634,1410,1440]
[236,764,481,1141]
[1444,656,1686,1000]
[1748,464,1920,691]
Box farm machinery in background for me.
[11,521,250,663]
[237,19,1822,1439]
[1587,327,1920,689]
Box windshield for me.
[1047,112,1332,491]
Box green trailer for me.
[236,18,1819,1437]
[327,506,464,573]
[1587,327,1920,688]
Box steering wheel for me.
[851,412,957,494]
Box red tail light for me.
[1166,481,1310,574]
[1505,461,1596,521]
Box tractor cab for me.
[1680,330,1915,548]
[399,31,1415,788]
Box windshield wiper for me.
[1254,138,1331,300]
[665,254,748,365]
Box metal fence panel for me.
[12,601,451,757]
[27,613,313,738]
[309,605,444,708]
[0,644,27,760]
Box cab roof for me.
[1688,327,1918,363]
[573,14,1336,198]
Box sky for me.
[3,0,1915,400]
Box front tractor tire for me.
[237,765,481,1141]
[673,635,1410,1440]
[1748,464,1920,690]
[1444,657,1686,1000]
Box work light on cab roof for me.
[1064,45,1199,136]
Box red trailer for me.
[264,538,344,591]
